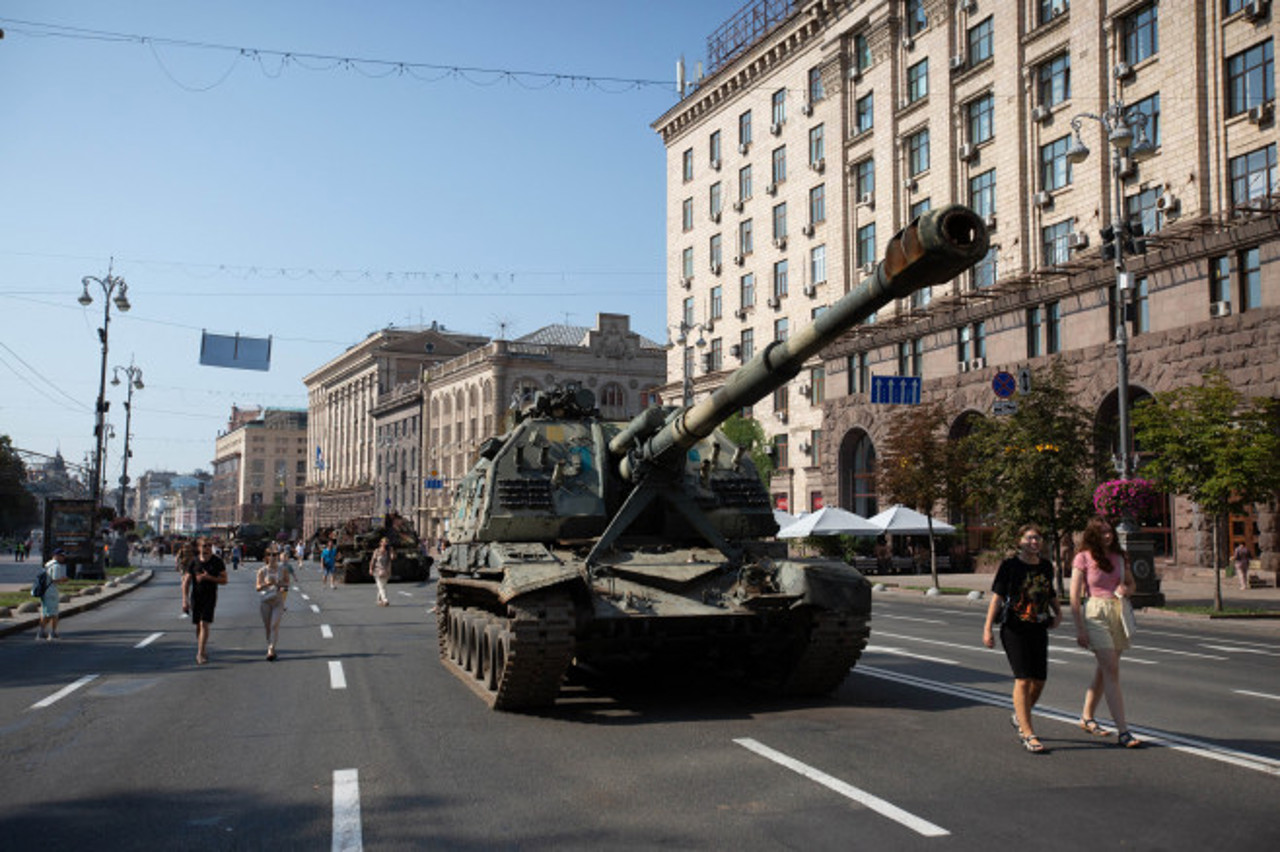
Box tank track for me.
[776,609,871,696]
[437,588,575,711]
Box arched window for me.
[839,429,877,518]
[599,382,626,416]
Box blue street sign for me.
[992,371,1017,399]
[871,375,921,405]
[424,478,445,490]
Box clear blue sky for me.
[1,1,738,478]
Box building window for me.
[969,169,996,218]
[808,65,825,104]
[912,338,923,377]
[1039,0,1069,26]
[774,433,789,469]
[739,110,752,148]
[773,202,787,240]
[710,182,722,218]
[772,146,787,185]
[1229,144,1277,210]
[771,88,787,126]
[773,261,789,299]
[810,429,823,466]
[1133,278,1149,334]
[809,124,825,166]
[907,128,930,176]
[683,296,695,326]
[740,327,755,361]
[1210,255,1231,307]
[1027,306,1043,357]
[847,352,869,395]
[682,198,693,231]
[1121,3,1158,65]
[741,273,755,309]
[1240,246,1262,311]
[709,130,722,166]
[1126,186,1162,235]
[1047,300,1062,353]
[907,58,929,103]
[809,367,825,406]
[682,247,694,280]
[968,93,994,145]
[1041,135,1073,191]
[739,219,754,256]
[682,148,694,182]
[855,93,874,134]
[739,165,753,202]
[854,33,872,73]
[968,17,994,65]
[1042,220,1072,266]
[710,285,723,320]
[857,223,876,267]
[1037,53,1071,108]
[774,317,789,342]
[898,341,910,376]
[809,184,826,224]
[957,326,972,362]
[906,0,927,36]
[810,244,827,284]
[855,158,875,197]
[708,338,723,372]
[1126,93,1161,148]
[973,321,987,360]
[1226,39,1273,117]
[909,198,931,221]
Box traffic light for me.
[1099,221,1147,261]
[1100,225,1117,261]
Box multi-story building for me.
[654,0,1278,572]
[211,407,308,531]
[417,312,665,543]
[303,324,489,540]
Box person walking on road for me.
[982,524,1060,754]
[230,543,242,572]
[370,537,394,606]
[1071,517,1143,748]
[321,539,338,590]
[255,548,290,661]
[1234,543,1252,590]
[182,538,228,665]
[36,549,70,640]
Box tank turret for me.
[438,205,988,710]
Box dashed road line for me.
[734,737,949,838]
[31,674,100,710]
[311,604,322,614]
[876,614,948,625]
[866,645,958,665]
[134,632,163,649]
[321,624,334,639]
[1234,689,1280,702]
[1203,644,1280,657]
[332,768,363,851]
[329,661,347,690]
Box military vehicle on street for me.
[317,513,433,583]
[436,205,989,710]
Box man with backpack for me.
[35,549,69,641]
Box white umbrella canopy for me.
[868,504,956,535]
[772,509,799,530]
[777,506,881,538]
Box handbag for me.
[260,587,280,603]
[1119,596,1137,638]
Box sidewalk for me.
[0,569,155,638]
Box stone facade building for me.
[211,407,308,530]
[417,313,665,544]
[653,0,1278,573]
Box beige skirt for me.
[1084,597,1130,652]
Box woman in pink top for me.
[1070,516,1142,748]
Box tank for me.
[437,205,989,710]
[325,513,433,583]
[231,524,271,561]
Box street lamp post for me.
[1066,97,1156,481]
[666,321,707,407]
[111,362,144,517]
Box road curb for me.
[0,568,155,638]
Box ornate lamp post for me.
[666,321,707,407]
[111,362,144,517]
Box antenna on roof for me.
[676,56,686,97]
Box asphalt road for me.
[1,559,1278,851]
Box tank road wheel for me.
[466,615,485,678]
[460,612,481,675]
[778,609,871,697]
[435,591,451,659]
[481,624,503,691]
[449,609,465,664]
[489,628,511,692]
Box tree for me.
[1131,371,1280,610]
[961,363,1105,588]
[722,412,775,487]
[0,435,39,536]
[877,401,965,589]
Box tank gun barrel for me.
[638,204,988,467]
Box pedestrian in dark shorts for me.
[182,537,228,665]
[982,523,1060,754]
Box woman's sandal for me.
[1117,731,1144,749]
[1020,735,1048,754]
[1079,718,1110,736]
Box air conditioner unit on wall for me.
[710,262,722,275]
[802,223,815,237]
[738,142,750,154]
[861,262,876,275]
[950,55,966,72]
[803,283,817,297]
[957,360,970,373]
[775,410,788,423]
[958,143,976,162]
[811,158,825,173]
[970,356,987,370]
[801,102,814,117]
[1210,300,1232,318]
[1243,0,1268,22]
[1115,156,1136,179]
[734,307,748,320]
[1032,104,1051,123]
[858,192,875,208]
[770,121,784,136]
[733,254,745,266]
[1067,232,1089,249]
[711,211,722,223]
[1114,62,1134,82]
[1248,102,1274,124]
[1155,194,1180,214]
[766,182,778,196]
[984,214,997,230]
[1033,190,1053,209]
[680,276,693,289]
[730,343,742,357]
[773,237,787,250]
[767,295,781,309]
[732,200,744,212]
[710,158,721,171]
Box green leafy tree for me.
[722,412,775,487]
[0,435,39,536]
[1131,371,1280,610]
[962,363,1105,588]
[877,401,966,589]
[260,495,296,539]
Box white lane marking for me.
[876,614,948,625]
[397,591,413,597]
[31,674,100,710]
[134,632,163,649]
[329,661,347,690]
[855,665,1280,777]
[734,737,949,838]
[321,624,334,639]
[178,613,189,620]
[866,645,958,666]
[1203,644,1280,657]
[1130,644,1228,661]
[1234,689,1280,702]
[311,604,322,614]
[1046,645,1158,665]
[874,631,1003,656]
[332,768,363,852]
[301,593,311,601]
